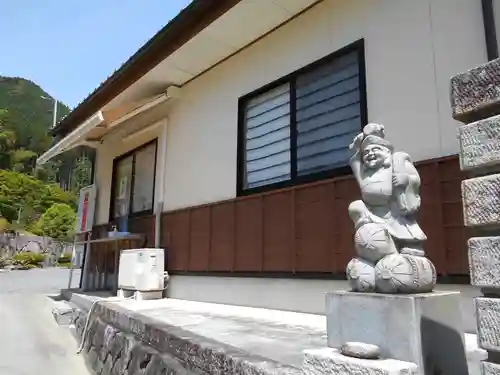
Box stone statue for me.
[346,123,436,293]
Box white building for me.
[40,0,500,332]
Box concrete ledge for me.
[451,58,500,123]
[462,174,500,227]
[469,237,500,289]
[476,297,500,352]
[60,292,489,375]
[458,116,500,170]
[303,348,417,375]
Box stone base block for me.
[458,116,500,170]
[450,58,500,123]
[303,348,417,375]
[481,361,500,375]
[462,174,500,227]
[476,297,500,351]
[326,291,468,375]
[469,237,500,289]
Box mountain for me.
[0,76,92,192]
[0,76,70,154]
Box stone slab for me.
[476,297,500,352]
[462,174,500,227]
[451,58,500,123]
[326,291,468,375]
[469,237,500,289]
[303,348,418,375]
[458,116,500,170]
[481,361,500,375]
[50,300,75,326]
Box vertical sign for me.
[76,184,96,234]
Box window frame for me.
[109,138,158,222]
[236,39,368,196]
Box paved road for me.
[0,268,90,375]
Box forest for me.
[0,76,93,240]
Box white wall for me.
[163,0,487,211]
[168,275,481,334]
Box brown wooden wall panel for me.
[189,206,211,271]
[154,155,469,277]
[418,163,446,272]
[333,178,359,272]
[234,198,263,271]
[128,215,154,246]
[164,211,191,271]
[262,191,293,271]
[295,184,334,273]
[209,202,235,271]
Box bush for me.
[0,257,7,268]
[58,252,72,264]
[31,203,76,241]
[12,251,45,267]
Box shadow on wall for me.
[421,317,468,375]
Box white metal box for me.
[118,248,165,291]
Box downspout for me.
[482,0,499,60]
[155,118,168,248]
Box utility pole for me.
[41,95,58,129]
[52,99,58,129]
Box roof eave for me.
[52,0,241,137]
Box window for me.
[111,140,157,219]
[238,40,366,194]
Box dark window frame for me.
[109,138,158,222]
[236,39,368,196]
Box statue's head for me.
[360,124,393,169]
[362,143,392,168]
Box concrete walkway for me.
[0,268,89,375]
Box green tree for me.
[32,203,76,240]
[70,155,92,193]
[0,170,76,227]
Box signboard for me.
[76,184,96,234]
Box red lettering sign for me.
[81,192,89,231]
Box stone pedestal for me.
[326,291,468,375]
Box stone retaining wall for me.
[71,302,301,375]
[73,309,204,375]
[451,57,500,372]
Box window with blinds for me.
[239,41,365,193]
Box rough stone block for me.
[481,361,500,375]
[469,237,500,288]
[51,300,75,326]
[476,297,500,352]
[326,291,468,375]
[458,116,500,170]
[303,348,418,375]
[451,58,500,122]
[462,174,500,227]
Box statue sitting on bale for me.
[346,123,436,293]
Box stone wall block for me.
[476,298,500,352]
[469,237,500,288]
[451,58,500,122]
[458,116,500,170]
[462,174,500,227]
[303,348,418,375]
[481,361,500,375]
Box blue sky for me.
[1,0,192,108]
